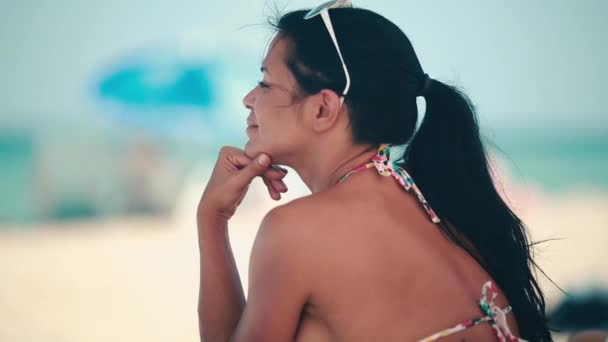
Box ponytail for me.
[398,78,552,341]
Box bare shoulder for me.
[253,192,348,260]
[236,196,340,341]
[254,194,331,250]
[260,190,351,235]
[257,188,425,270]
[257,193,336,244]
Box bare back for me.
[288,169,519,341]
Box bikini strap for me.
[370,144,440,224]
[417,281,525,342]
[340,146,524,341]
[480,281,523,342]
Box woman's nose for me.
[242,88,255,109]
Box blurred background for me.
[1,0,606,341]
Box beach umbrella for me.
[90,39,258,144]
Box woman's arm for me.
[197,212,245,342]
[198,204,315,342]
[195,146,289,341]
[225,206,314,342]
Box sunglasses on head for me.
[303,0,353,108]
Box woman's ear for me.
[311,89,343,132]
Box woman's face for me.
[242,36,310,164]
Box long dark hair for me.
[269,6,551,341]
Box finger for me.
[262,176,278,194]
[271,165,288,174]
[268,164,288,176]
[263,167,287,180]
[262,176,281,200]
[262,172,287,191]
[220,146,252,170]
[233,153,272,186]
[222,148,284,182]
[270,178,288,193]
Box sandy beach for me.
[1,171,607,341]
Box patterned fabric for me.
[337,144,526,341]
[338,144,440,223]
[417,281,524,342]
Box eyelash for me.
[257,81,269,88]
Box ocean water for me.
[1,129,606,223]
[0,132,35,223]
[492,133,608,191]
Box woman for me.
[197,1,551,341]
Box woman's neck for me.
[295,144,379,194]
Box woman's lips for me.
[246,125,258,135]
[246,116,258,128]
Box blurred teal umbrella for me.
[93,44,219,134]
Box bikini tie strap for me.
[480,281,525,342]
[371,144,440,224]
[416,281,525,342]
[337,144,440,224]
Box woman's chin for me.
[244,142,277,164]
[243,140,259,159]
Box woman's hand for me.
[197,146,288,224]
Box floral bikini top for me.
[337,144,526,342]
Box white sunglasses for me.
[303,0,353,108]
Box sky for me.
[1,0,607,134]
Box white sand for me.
[1,171,607,341]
